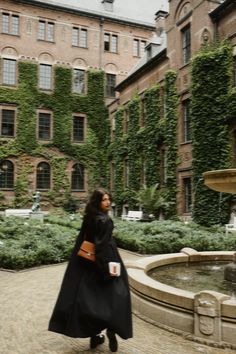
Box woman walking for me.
[48,188,133,352]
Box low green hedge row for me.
[0,215,234,270]
[0,215,81,269]
[113,220,235,254]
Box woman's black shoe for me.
[90,333,105,349]
[106,329,118,352]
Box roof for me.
[24,0,169,27]
[209,0,236,21]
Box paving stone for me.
[0,250,234,354]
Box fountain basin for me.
[203,169,236,194]
[126,248,236,348]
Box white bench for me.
[121,210,143,221]
[225,217,236,236]
[5,209,32,218]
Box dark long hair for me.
[84,188,112,221]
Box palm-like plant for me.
[135,184,171,219]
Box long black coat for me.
[48,212,133,339]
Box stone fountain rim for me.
[126,249,236,316]
[203,168,236,177]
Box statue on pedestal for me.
[32,191,40,213]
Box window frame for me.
[0,107,16,138]
[73,69,86,94]
[0,160,14,190]
[72,27,88,48]
[37,111,52,141]
[71,163,85,191]
[72,114,86,143]
[104,32,118,53]
[37,19,55,42]
[106,73,116,97]
[182,99,191,143]
[36,162,51,190]
[183,177,192,213]
[2,12,19,36]
[2,58,17,86]
[39,64,52,91]
[133,38,146,57]
[182,25,191,65]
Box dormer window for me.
[146,45,152,61]
[102,0,114,12]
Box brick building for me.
[108,0,236,221]
[0,0,165,209]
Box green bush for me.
[113,219,235,254]
[0,215,234,270]
[0,216,81,269]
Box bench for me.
[5,209,32,218]
[121,210,143,221]
[225,217,236,236]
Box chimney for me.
[102,0,114,12]
[155,10,168,36]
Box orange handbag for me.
[77,240,95,262]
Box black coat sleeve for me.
[94,215,119,280]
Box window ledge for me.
[180,141,192,146]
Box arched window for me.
[0,160,14,189]
[71,163,84,191]
[36,162,50,190]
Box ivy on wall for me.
[0,61,109,207]
[143,84,162,187]
[126,95,142,208]
[191,42,233,226]
[163,71,178,218]
[112,108,127,213]
[111,77,178,217]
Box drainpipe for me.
[99,17,104,69]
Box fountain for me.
[126,169,236,349]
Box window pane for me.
[79,29,87,47]
[73,69,85,93]
[47,22,54,42]
[2,109,15,137]
[72,28,79,46]
[182,26,191,64]
[3,59,16,85]
[0,160,14,189]
[111,35,117,53]
[2,13,10,33]
[73,116,84,142]
[133,39,139,56]
[140,41,146,57]
[38,21,45,40]
[183,178,192,213]
[183,100,191,142]
[37,162,50,190]
[38,113,51,140]
[104,33,110,51]
[106,74,116,97]
[39,64,52,90]
[72,163,84,190]
[12,15,19,35]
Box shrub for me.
[0,215,233,270]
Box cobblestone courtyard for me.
[0,250,235,354]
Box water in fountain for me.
[148,261,236,298]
